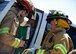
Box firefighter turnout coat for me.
[41,27,74,54]
[0,6,24,54]
[22,27,74,54]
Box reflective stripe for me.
[0,27,9,34]
[11,38,20,48]
[58,12,63,14]
[37,49,41,54]
[53,11,63,15]
[54,44,67,54]
[53,11,57,15]
[41,50,45,54]
[37,49,45,54]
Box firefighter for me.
[0,0,33,54]
[41,10,74,54]
[22,10,74,54]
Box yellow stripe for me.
[0,27,9,34]
[58,12,63,14]
[37,49,45,54]
[54,44,67,54]
[53,11,57,15]
[41,49,45,54]
[11,38,20,48]
[14,38,20,48]
[11,39,17,46]
[37,49,41,54]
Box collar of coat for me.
[51,27,66,34]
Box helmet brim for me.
[46,16,72,24]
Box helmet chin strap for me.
[53,19,58,26]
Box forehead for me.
[23,10,28,13]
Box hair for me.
[27,10,35,19]
[13,2,28,13]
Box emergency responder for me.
[0,0,33,54]
[22,10,74,54]
[41,10,74,54]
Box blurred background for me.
[2,0,76,25]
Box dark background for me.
[67,26,76,49]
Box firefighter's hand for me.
[20,40,25,47]
[22,48,34,54]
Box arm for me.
[0,10,23,48]
[42,31,53,49]
[42,33,69,54]
[44,33,69,54]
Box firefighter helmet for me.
[46,10,72,24]
[16,0,33,13]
